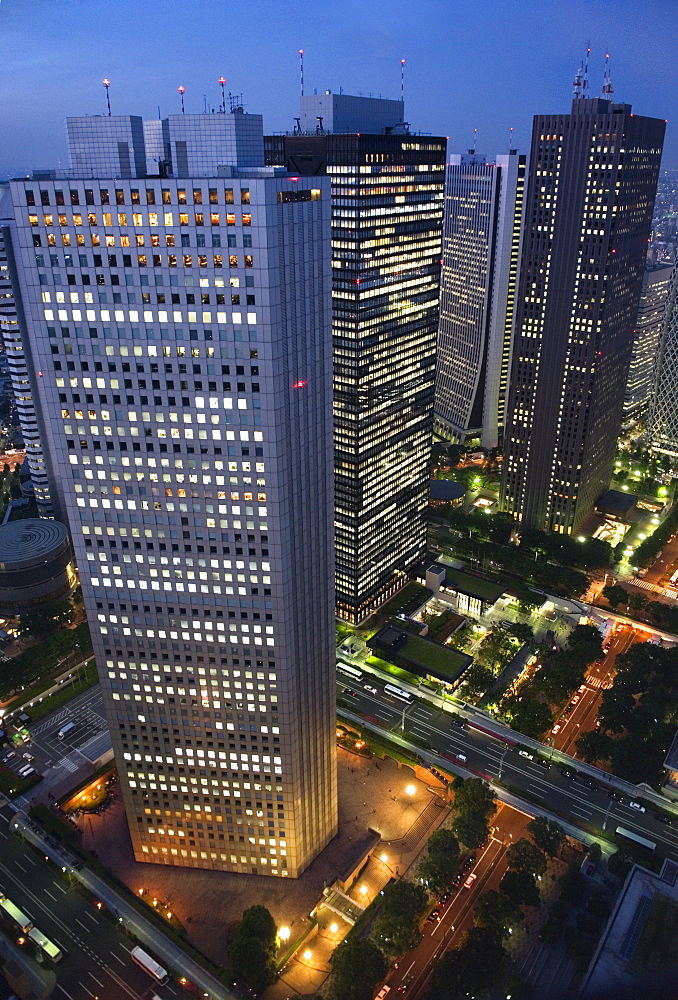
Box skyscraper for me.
[435,151,526,448]
[501,97,665,533]
[266,95,446,622]
[2,110,338,877]
[623,263,673,427]
[648,264,678,459]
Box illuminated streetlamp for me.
[405,784,416,797]
[278,926,291,943]
[303,949,313,961]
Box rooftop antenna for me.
[508,126,515,152]
[203,93,207,114]
[102,78,111,116]
[219,77,226,113]
[470,127,478,154]
[401,59,405,104]
[573,40,590,98]
[602,52,614,99]
[299,49,304,98]
[178,85,186,114]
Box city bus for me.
[28,926,64,962]
[337,662,364,683]
[0,895,34,932]
[130,945,169,984]
[615,826,656,852]
[384,683,414,704]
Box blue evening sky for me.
[0,0,676,173]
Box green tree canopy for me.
[506,838,547,876]
[499,869,540,908]
[602,584,628,609]
[474,889,523,937]
[228,904,278,993]
[462,663,495,698]
[417,829,461,895]
[500,695,553,739]
[373,880,428,955]
[576,730,614,764]
[527,817,566,857]
[425,926,508,1000]
[328,938,387,1000]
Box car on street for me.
[375,987,391,999]
[22,753,34,761]
[551,723,561,734]
[571,694,580,704]
[518,750,534,760]
[363,684,378,695]
[537,759,551,768]
[426,909,440,923]
[397,975,414,994]
[658,815,673,825]
[629,801,646,812]
[464,873,477,889]
[438,892,451,905]
[560,767,576,779]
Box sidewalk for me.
[9,806,237,1000]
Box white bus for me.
[0,895,33,932]
[615,826,656,852]
[384,683,414,704]
[131,945,169,984]
[28,926,64,963]
[337,662,364,683]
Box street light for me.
[303,949,313,961]
[405,784,416,797]
[329,923,339,934]
[278,926,290,942]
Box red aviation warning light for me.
[293,379,307,389]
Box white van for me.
[57,722,76,739]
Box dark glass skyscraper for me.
[267,99,446,622]
[501,98,664,533]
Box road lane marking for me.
[85,911,99,925]
[57,986,76,1000]
[527,785,546,797]
[78,983,95,997]
[43,889,57,901]
[111,952,127,966]
[13,860,28,872]
[88,972,105,987]
[54,883,67,893]
[75,917,91,933]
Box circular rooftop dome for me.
[0,518,75,613]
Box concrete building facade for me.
[2,110,338,877]
[435,150,526,448]
[501,98,665,533]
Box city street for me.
[0,685,110,803]
[551,621,648,755]
[0,801,181,1000]
[381,803,530,999]
[338,679,678,860]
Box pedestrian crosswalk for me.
[57,755,80,773]
[587,675,613,690]
[631,579,678,600]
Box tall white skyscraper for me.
[435,151,525,448]
[1,110,338,877]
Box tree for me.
[499,869,540,908]
[568,623,604,655]
[328,938,387,1000]
[474,890,523,937]
[373,881,428,955]
[453,811,491,849]
[527,817,565,858]
[507,621,534,643]
[501,695,553,739]
[576,730,613,764]
[228,905,278,993]
[228,935,277,994]
[426,926,508,1000]
[602,584,628,609]
[417,829,460,894]
[558,863,585,905]
[628,592,649,614]
[506,838,547,876]
[452,778,496,847]
[462,663,494,698]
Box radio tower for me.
[602,53,614,99]
[573,41,590,99]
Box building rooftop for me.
[664,729,678,773]
[582,860,678,997]
[596,489,639,517]
[429,479,466,501]
[437,565,505,604]
[368,626,472,685]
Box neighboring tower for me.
[648,264,678,459]
[501,96,665,533]
[435,150,526,448]
[623,263,673,427]
[0,207,55,515]
[266,95,446,623]
[2,111,338,877]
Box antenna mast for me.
[508,126,514,152]
[602,52,614,99]
[401,59,405,104]
[102,78,111,116]
[178,85,186,114]
[219,77,226,113]
[299,49,304,97]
